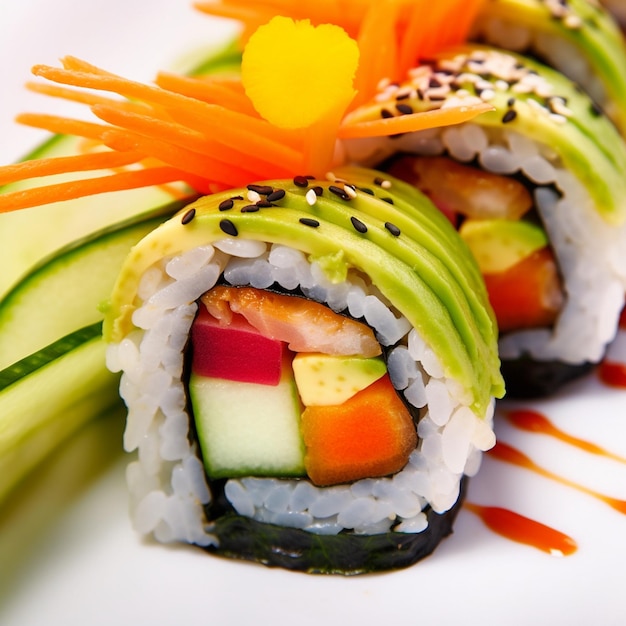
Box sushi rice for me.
[106,238,496,545]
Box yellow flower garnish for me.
[241,16,359,130]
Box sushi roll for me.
[341,45,626,396]
[471,0,626,134]
[102,167,503,573]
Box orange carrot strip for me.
[101,128,263,189]
[16,113,110,142]
[155,73,258,117]
[164,104,305,170]
[352,1,400,109]
[33,60,304,164]
[26,81,145,111]
[0,150,144,185]
[338,102,495,138]
[0,166,200,213]
[92,104,296,180]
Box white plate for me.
[1,3,626,625]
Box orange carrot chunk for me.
[301,375,417,486]
[483,247,564,333]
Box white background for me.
[1,3,626,625]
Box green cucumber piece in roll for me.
[103,167,503,574]
[342,44,626,396]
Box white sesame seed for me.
[549,98,573,117]
[549,113,568,124]
[343,184,357,199]
[425,85,451,100]
[564,14,583,29]
[306,188,318,206]
[480,89,495,101]
[247,190,261,203]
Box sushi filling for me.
[345,122,626,365]
[106,239,495,546]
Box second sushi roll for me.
[341,44,626,396]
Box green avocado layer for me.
[343,44,626,226]
[473,0,626,134]
[103,167,504,417]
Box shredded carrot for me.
[0,166,203,213]
[0,150,143,186]
[91,103,295,179]
[100,128,262,189]
[338,101,495,138]
[0,4,494,212]
[25,81,150,113]
[155,73,258,116]
[15,113,109,142]
[352,1,401,108]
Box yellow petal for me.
[241,16,359,130]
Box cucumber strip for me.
[0,37,240,298]
[0,332,121,503]
[0,406,125,592]
[0,322,102,390]
[0,201,190,370]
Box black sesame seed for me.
[219,219,238,236]
[230,195,244,201]
[507,97,516,107]
[246,184,273,195]
[396,103,413,115]
[241,204,260,213]
[358,187,374,195]
[429,77,442,88]
[267,189,286,202]
[380,108,394,119]
[329,185,350,200]
[373,177,385,186]
[381,197,394,204]
[255,200,273,208]
[502,109,517,124]
[312,186,324,196]
[181,208,196,225]
[219,198,234,211]
[589,101,603,117]
[299,217,320,228]
[293,175,310,187]
[384,221,401,236]
[350,216,368,233]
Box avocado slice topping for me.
[104,167,504,417]
[474,0,626,134]
[343,45,626,226]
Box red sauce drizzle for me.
[489,441,626,515]
[505,409,626,464]
[598,305,626,388]
[464,502,577,556]
[598,361,626,389]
